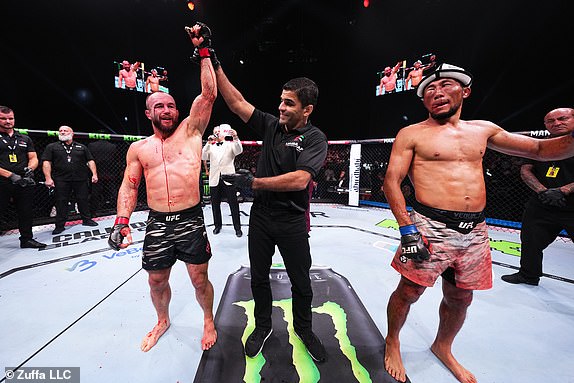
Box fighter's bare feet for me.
[431,343,477,383]
[141,319,170,352]
[201,320,217,350]
[384,339,407,382]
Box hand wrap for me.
[191,47,220,69]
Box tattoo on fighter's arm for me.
[560,182,574,195]
[520,165,546,193]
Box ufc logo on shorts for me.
[402,245,417,254]
[458,221,475,230]
[166,214,181,222]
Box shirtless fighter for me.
[108,22,217,352]
[118,60,141,90]
[383,63,574,383]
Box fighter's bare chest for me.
[417,136,485,161]
[140,143,197,168]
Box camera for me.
[219,123,233,141]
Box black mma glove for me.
[108,216,132,251]
[195,21,212,48]
[221,169,254,189]
[9,173,28,187]
[399,224,432,263]
[190,47,220,69]
[538,188,567,207]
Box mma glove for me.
[190,47,220,69]
[221,169,254,189]
[538,188,567,207]
[399,224,432,262]
[9,173,28,187]
[195,21,212,48]
[108,216,132,251]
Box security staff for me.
[0,106,46,248]
[502,107,574,286]
[42,125,98,235]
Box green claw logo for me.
[234,299,373,383]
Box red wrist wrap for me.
[115,216,129,225]
[199,47,210,58]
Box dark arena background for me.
[2,1,574,383]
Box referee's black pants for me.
[248,203,313,333]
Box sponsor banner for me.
[349,144,362,207]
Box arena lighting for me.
[187,1,195,11]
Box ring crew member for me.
[42,125,98,234]
[0,105,47,248]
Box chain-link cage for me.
[356,141,533,223]
[0,130,148,231]
[1,129,569,243]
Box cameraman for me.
[0,106,46,248]
[202,124,243,237]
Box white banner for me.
[348,144,361,206]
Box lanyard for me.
[1,134,18,152]
[2,134,19,162]
[61,142,73,162]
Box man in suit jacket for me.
[202,124,243,237]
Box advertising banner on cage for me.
[349,144,361,206]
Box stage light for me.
[187,1,195,11]
[363,0,369,7]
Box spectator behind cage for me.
[42,125,99,235]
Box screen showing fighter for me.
[114,60,169,94]
[376,53,437,96]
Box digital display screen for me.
[375,53,437,96]
[114,60,169,94]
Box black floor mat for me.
[194,266,409,383]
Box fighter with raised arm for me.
[118,60,141,90]
[108,22,218,352]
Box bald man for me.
[502,107,574,286]
[108,23,218,352]
[42,125,98,234]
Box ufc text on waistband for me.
[414,201,485,235]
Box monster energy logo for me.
[234,298,372,383]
